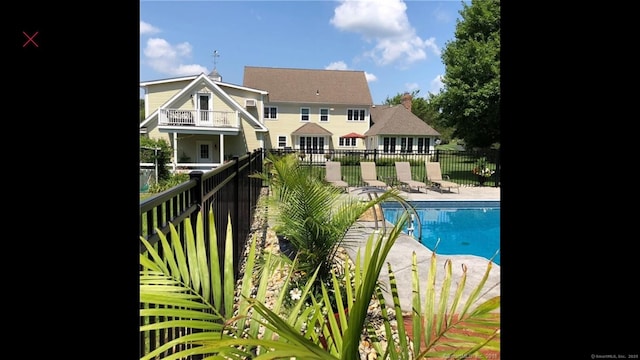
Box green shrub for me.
[148,172,189,193]
[334,154,362,165]
[140,137,172,181]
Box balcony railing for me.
[159,109,238,128]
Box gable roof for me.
[140,74,268,95]
[140,75,198,87]
[291,123,333,136]
[365,105,440,136]
[243,66,373,105]
[140,73,268,132]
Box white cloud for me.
[325,61,376,82]
[365,72,377,82]
[330,0,440,66]
[331,0,409,38]
[143,38,208,76]
[325,61,349,70]
[429,74,444,95]
[423,37,441,56]
[140,21,160,35]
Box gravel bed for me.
[233,187,413,359]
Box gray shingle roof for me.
[291,122,333,136]
[243,66,373,105]
[365,105,440,136]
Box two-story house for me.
[140,66,440,171]
[244,67,441,160]
[242,66,373,161]
[140,69,269,171]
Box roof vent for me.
[245,99,257,107]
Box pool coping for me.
[381,200,500,208]
[344,186,501,313]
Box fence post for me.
[232,156,240,261]
[246,152,252,222]
[494,150,500,187]
[189,171,204,223]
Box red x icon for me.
[23,31,39,48]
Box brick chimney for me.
[401,92,412,111]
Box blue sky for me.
[140,0,466,104]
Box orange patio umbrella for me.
[341,132,366,139]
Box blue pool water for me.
[381,201,500,265]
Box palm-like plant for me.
[140,210,251,359]
[251,152,410,297]
[248,213,500,360]
[140,199,500,359]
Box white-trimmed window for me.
[339,137,357,147]
[417,137,430,153]
[383,137,397,153]
[278,135,287,148]
[299,136,325,153]
[319,108,329,122]
[347,108,366,121]
[264,106,278,120]
[400,137,414,153]
[300,107,310,122]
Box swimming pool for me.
[381,201,500,265]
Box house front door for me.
[196,141,213,163]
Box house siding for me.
[141,68,381,170]
[146,81,192,114]
[146,124,169,145]
[146,82,252,115]
[263,103,369,150]
[225,87,263,125]
[240,117,262,153]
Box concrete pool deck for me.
[343,185,501,313]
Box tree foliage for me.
[250,152,411,296]
[140,99,145,122]
[435,0,500,149]
[140,136,172,182]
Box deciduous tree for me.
[436,0,500,149]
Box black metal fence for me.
[266,148,500,187]
[138,146,498,358]
[139,149,263,359]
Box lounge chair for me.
[425,161,460,194]
[325,161,349,192]
[360,162,388,189]
[395,162,428,193]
